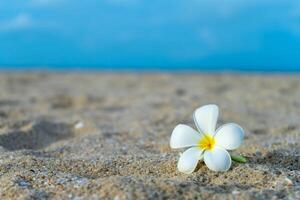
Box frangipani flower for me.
[170,104,244,173]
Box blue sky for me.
[0,0,300,71]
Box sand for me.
[0,72,299,199]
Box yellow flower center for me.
[197,134,215,151]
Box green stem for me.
[230,154,247,163]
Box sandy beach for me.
[0,72,299,199]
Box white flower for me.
[170,104,244,173]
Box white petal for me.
[193,104,219,135]
[204,147,231,172]
[214,123,244,150]
[170,124,201,149]
[177,147,203,174]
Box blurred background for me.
[0,0,300,71]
